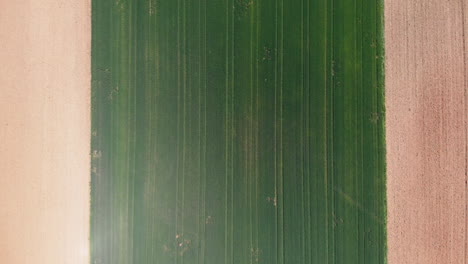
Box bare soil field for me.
[0,1,90,263]
[386,0,467,263]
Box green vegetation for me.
[91,0,386,263]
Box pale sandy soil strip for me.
[464,1,468,261]
[386,0,467,263]
[0,1,90,263]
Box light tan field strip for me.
[386,0,468,263]
[0,1,91,263]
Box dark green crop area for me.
[91,0,386,263]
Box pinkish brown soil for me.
[386,0,467,263]
[0,1,90,263]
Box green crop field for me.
[90,0,386,263]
